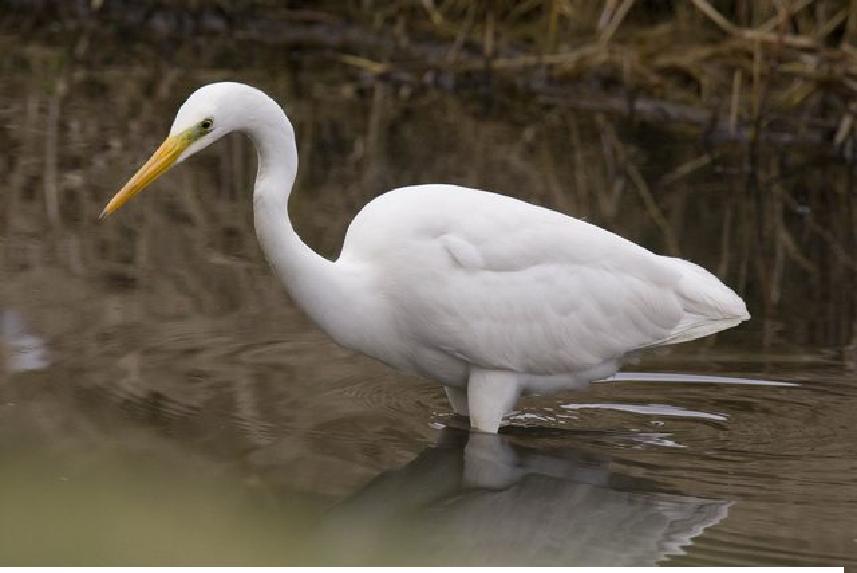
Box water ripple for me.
[559,402,728,421]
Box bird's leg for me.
[463,432,517,488]
[443,385,469,417]
[467,369,521,433]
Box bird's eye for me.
[200,118,213,130]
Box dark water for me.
[2,30,857,566]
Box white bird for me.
[101,82,750,433]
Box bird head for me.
[100,82,246,219]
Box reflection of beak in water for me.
[321,428,730,566]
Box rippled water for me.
[2,27,857,566]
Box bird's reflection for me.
[321,428,730,566]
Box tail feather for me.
[659,257,750,346]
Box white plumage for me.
[102,82,750,433]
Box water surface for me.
[2,28,857,566]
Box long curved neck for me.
[244,97,356,340]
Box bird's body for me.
[341,184,746,383]
[103,82,749,433]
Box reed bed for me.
[7,1,857,148]
[2,0,857,358]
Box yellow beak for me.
[100,133,193,219]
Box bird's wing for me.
[346,185,746,376]
[377,212,677,374]
[421,251,679,372]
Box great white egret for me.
[101,82,749,433]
